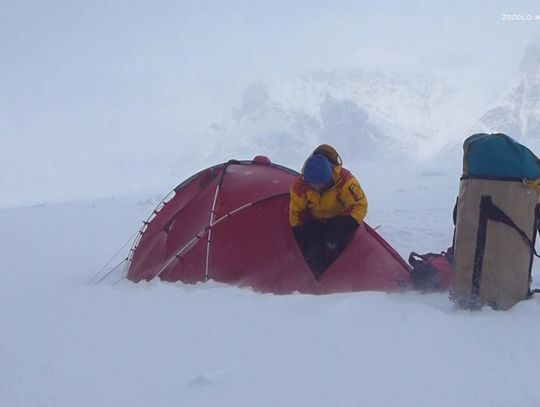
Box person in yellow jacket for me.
[289,145,368,278]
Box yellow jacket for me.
[289,164,368,227]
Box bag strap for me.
[408,252,424,268]
[529,204,540,295]
[472,196,540,299]
[408,251,449,268]
[480,196,540,257]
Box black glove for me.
[325,216,359,248]
[331,216,359,234]
[346,216,359,230]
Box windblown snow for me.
[3,4,540,406]
[2,156,540,407]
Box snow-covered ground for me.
[3,3,540,405]
[2,157,540,407]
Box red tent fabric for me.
[126,157,411,294]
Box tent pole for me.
[151,194,288,281]
[205,183,221,281]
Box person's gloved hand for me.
[342,216,359,231]
[324,216,360,254]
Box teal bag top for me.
[463,133,540,180]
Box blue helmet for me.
[303,154,333,186]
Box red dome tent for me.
[126,157,411,294]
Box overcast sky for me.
[1,0,539,205]
[2,0,539,120]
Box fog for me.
[1,0,539,206]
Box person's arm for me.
[341,177,368,224]
[289,180,308,227]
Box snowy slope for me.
[3,3,540,405]
[206,69,485,167]
[480,38,540,145]
[1,47,528,209]
[2,158,540,407]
